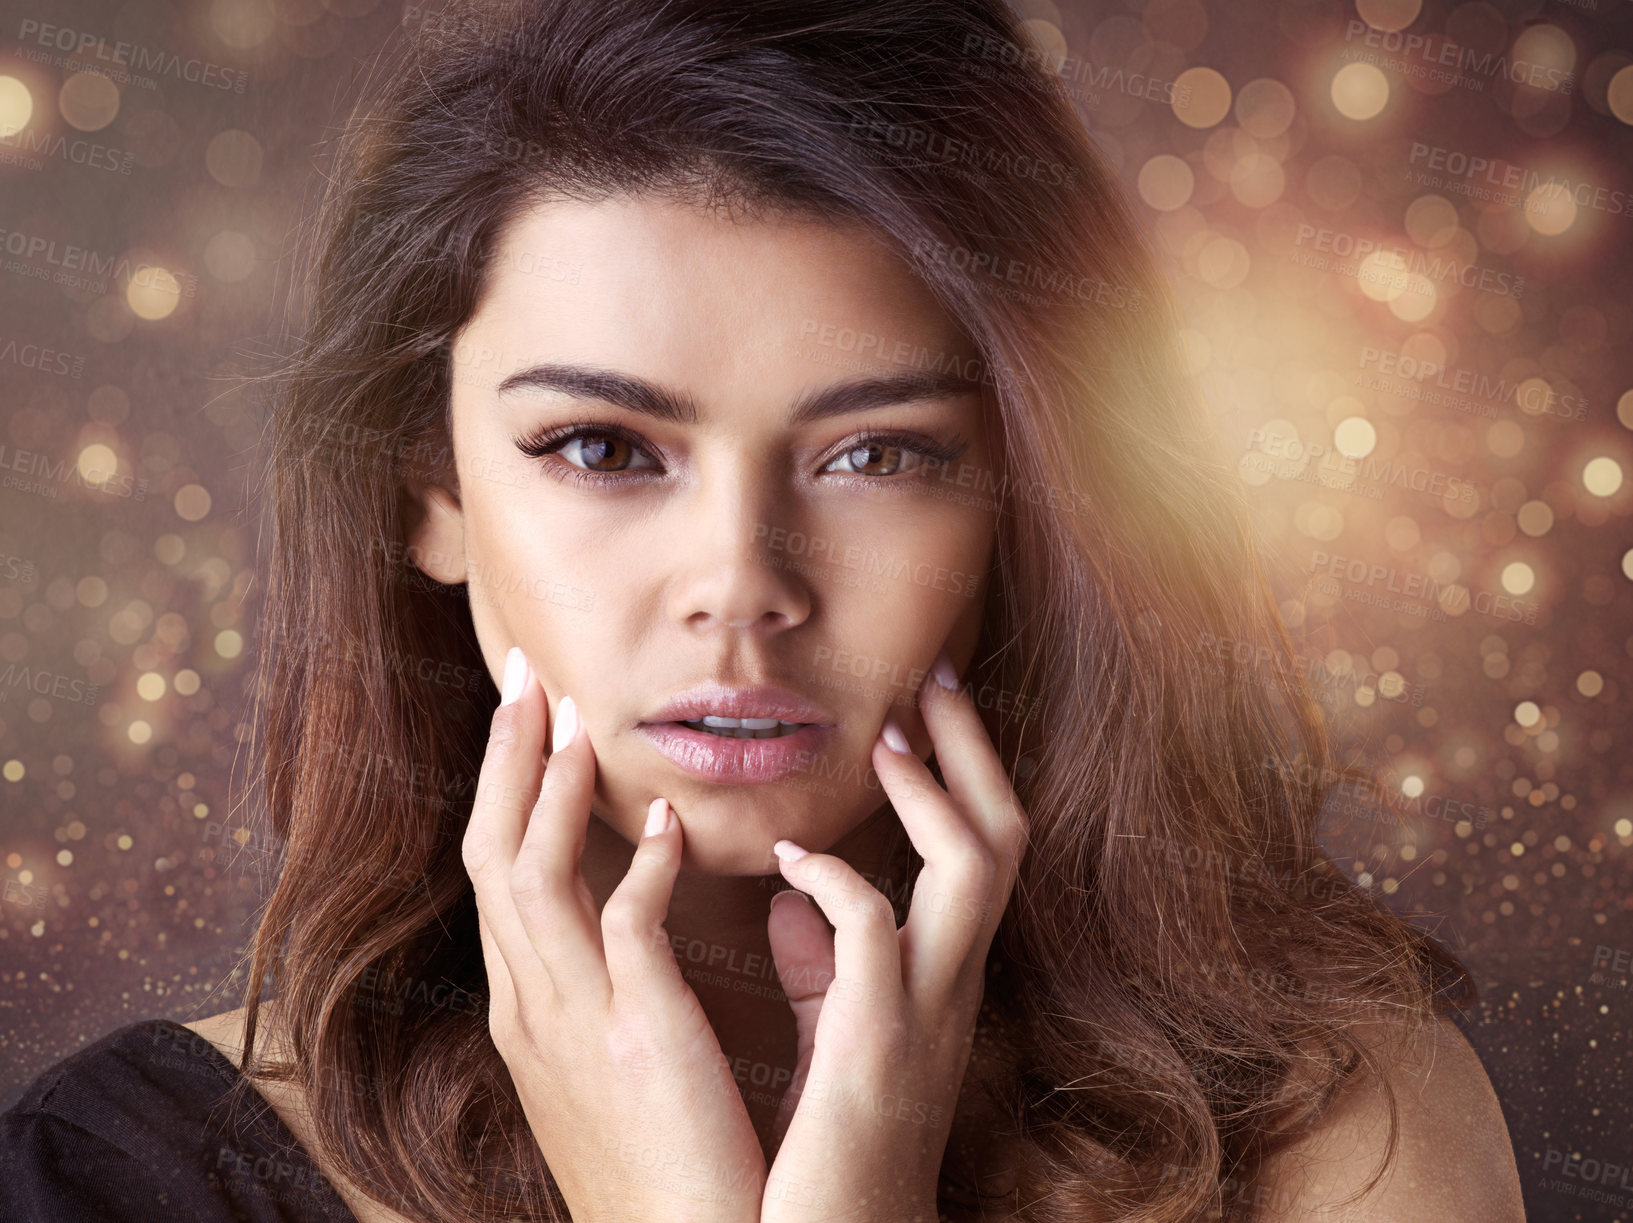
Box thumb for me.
[767,889,834,1141]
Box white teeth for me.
[683,716,806,739]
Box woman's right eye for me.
[515,424,663,482]
[555,432,658,473]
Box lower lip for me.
[636,721,836,784]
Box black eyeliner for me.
[510,419,969,481]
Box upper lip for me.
[643,682,837,726]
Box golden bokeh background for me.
[1,0,1630,1215]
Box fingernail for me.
[880,716,912,754]
[770,889,805,913]
[552,694,580,751]
[644,797,670,837]
[930,648,959,692]
[500,647,528,706]
[773,839,808,862]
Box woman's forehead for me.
[454,195,981,407]
[474,196,957,330]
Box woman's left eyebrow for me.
[493,361,981,425]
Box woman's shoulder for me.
[1243,1012,1524,1222]
[1,1013,356,1222]
[6,1015,249,1141]
[183,1008,419,1223]
[184,1006,255,1066]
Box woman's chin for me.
[602,771,806,829]
[676,841,784,877]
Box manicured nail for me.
[500,647,528,705]
[880,716,912,754]
[773,839,808,862]
[930,649,959,692]
[552,695,580,751]
[644,797,670,837]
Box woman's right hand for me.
[462,646,768,1223]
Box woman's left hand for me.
[761,650,1029,1223]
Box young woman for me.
[2,0,1525,1220]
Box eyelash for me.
[512,419,969,488]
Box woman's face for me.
[408,193,998,874]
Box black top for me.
[1,1018,358,1223]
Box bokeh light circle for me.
[1583,456,1623,496]
[1173,68,1233,128]
[1331,63,1390,120]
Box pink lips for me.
[635,721,836,784]
[637,682,839,785]
[643,681,836,725]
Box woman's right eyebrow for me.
[497,362,700,423]
[495,361,980,426]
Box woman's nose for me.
[662,467,813,635]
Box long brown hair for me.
[233,1,1475,1219]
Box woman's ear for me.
[401,479,467,584]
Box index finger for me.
[508,692,612,1007]
[916,650,1029,869]
[462,646,554,1000]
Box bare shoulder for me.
[1247,1013,1524,1222]
[183,1006,416,1223]
[182,1006,308,1147]
[183,1007,253,1060]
